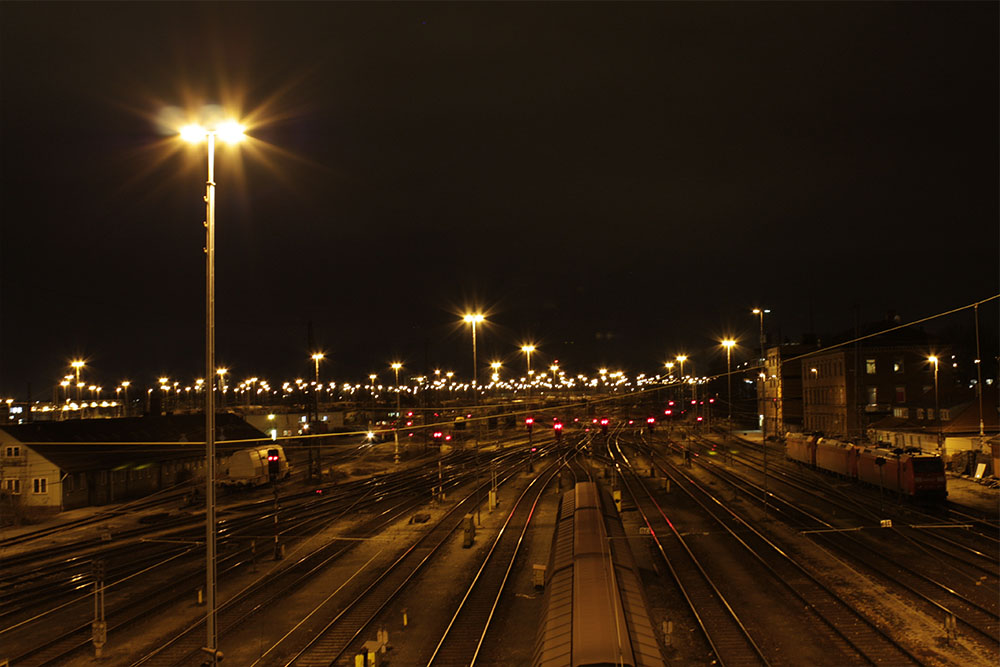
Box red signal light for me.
[554,422,563,430]
[664,409,672,415]
[647,417,655,424]
[525,417,534,425]
[668,400,675,406]
[696,416,704,422]
[691,400,697,405]
[600,418,609,425]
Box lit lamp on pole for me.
[180,116,246,665]
[490,361,502,394]
[521,344,535,399]
[929,355,942,450]
[71,360,85,402]
[391,362,402,464]
[752,308,771,438]
[311,353,325,420]
[721,339,737,429]
[463,312,486,525]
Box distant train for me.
[221,445,290,487]
[785,434,946,500]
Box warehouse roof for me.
[0,413,267,473]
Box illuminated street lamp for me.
[463,314,486,393]
[463,312,486,525]
[120,381,130,416]
[216,367,229,407]
[752,308,771,439]
[521,344,535,400]
[70,360,85,401]
[311,353,325,420]
[391,362,402,464]
[721,340,736,426]
[180,116,245,664]
[929,355,942,450]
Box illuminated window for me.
[32,478,47,494]
[2,479,20,494]
[927,408,935,420]
[893,359,904,373]
[916,408,924,419]
[866,359,876,374]
[940,409,950,421]
[866,387,877,405]
[4,446,19,457]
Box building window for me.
[893,407,908,418]
[4,446,20,457]
[895,386,906,403]
[2,479,20,494]
[927,409,935,420]
[866,387,877,405]
[940,409,950,421]
[866,359,876,374]
[916,408,924,419]
[893,359,904,373]
[32,478,47,494]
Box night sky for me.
[1,2,997,397]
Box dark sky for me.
[1,2,997,397]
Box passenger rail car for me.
[784,434,946,500]
[221,444,289,487]
[532,482,664,667]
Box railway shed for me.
[0,414,266,516]
[532,481,665,667]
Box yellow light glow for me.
[121,380,130,388]
[311,352,325,362]
[180,124,206,143]
[463,313,485,323]
[521,344,535,353]
[71,360,85,370]
[391,362,402,370]
[217,121,246,144]
[721,339,736,348]
[676,355,687,363]
[928,355,938,364]
[216,368,228,376]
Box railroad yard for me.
[1,422,997,666]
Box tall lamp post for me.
[71,360,85,402]
[521,344,535,400]
[311,353,324,421]
[391,362,402,464]
[180,118,245,666]
[752,308,770,437]
[721,340,736,434]
[463,313,485,524]
[929,355,942,450]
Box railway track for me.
[639,435,999,660]
[423,461,563,666]
[279,453,550,666]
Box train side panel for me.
[814,438,858,478]
[784,433,816,466]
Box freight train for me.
[785,434,946,500]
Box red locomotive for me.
[784,434,946,500]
